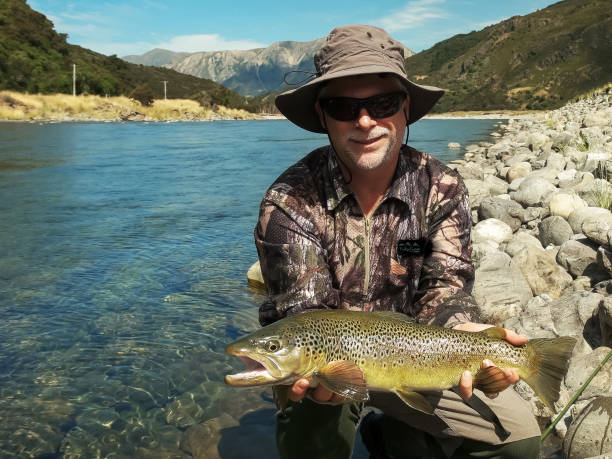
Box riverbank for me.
[451,86,612,457]
[0,91,262,122]
[0,90,547,123]
[426,110,540,120]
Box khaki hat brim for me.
[275,65,445,133]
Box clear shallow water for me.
[0,119,501,458]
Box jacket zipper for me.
[363,216,371,295]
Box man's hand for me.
[288,378,345,404]
[452,322,526,401]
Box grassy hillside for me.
[406,0,612,112]
[0,0,264,112]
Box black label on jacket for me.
[397,239,427,257]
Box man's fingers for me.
[504,329,528,346]
[459,370,473,401]
[287,380,345,404]
[479,360,518,398]
[288,379,310,402]
[504,368,520,384]
[312,385,334,402]
[452,322,527,347]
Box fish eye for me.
[265,339,281,352]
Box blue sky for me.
[29,0,557,56]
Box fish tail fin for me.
[521,336,576,411]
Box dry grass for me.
[0,91,260,122]
[506,86,535,96]
[593,161,612,211]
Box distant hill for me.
[0,0,263,112]
[406,0,612,112]
[122,48,191,67]
[124,40,415,96]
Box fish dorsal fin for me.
[393,388,434,414]
[473,365,510,394]
[479,327,507,340]
[316,360,369,402]
[369,311,415,322]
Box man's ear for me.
[403,95,410,122]
[314,100,327,131]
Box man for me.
[255,24,541,458]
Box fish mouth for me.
[224,349,280,387]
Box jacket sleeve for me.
[413,174,480,328]
[255,199,340,326]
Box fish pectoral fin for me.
[317,360,369,402]
[473,364,510,394]
[478,327,507,340]
[393,388,435,415]
[273,385,290,412]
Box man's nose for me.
[356,108,377,129]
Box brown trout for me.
[224,309,575,413]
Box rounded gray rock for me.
[568,207,612,234]
[478,197,523,232]
[557,239,608,281]
[509,177,557,207]
[484,175,509,196]
[583,213,612,245]
[563,396,612,459]
[538,216,573,247]
[512,245,573,299]
[473,252,533,323]
[505,231,544,258]
[472,218,513,246]
[600,297,612,348]
[464,179,491,210]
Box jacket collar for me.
[324,145,422,212]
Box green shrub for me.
[129,83,155,106]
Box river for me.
[0,118,502,458]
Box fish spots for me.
[265,310,530,386]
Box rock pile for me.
[449,88,612,457]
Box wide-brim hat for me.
[275,24,445,133]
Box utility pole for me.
[72,64,76,96]
[162,81,168,100]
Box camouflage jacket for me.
[255,144,479,327]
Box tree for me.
[129,83,155,106]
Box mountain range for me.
[124,0,612,112]
[124,40,414,96]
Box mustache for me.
[347,127,390,142]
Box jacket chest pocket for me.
[387,234,428,289]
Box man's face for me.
[315,74,409,173]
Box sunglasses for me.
[318,91,407,121]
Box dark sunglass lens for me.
[321,98,359,121]
[320,92,406,121]
[367,93,405,118]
